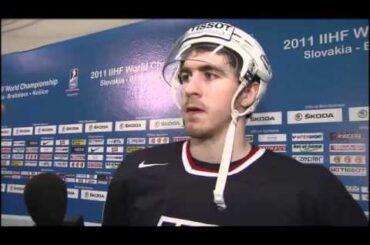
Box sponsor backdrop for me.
[1,19,368,224]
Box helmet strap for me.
[213,79,249,210]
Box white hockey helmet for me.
[162,22,273,211]
[162,21,272,115]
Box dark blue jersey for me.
[103,141,367,226]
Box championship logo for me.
[65,68,80,96]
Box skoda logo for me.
[358,109,368,119]
[295,113,303,121]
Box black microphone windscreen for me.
[23,172,67,226]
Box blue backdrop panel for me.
[1,19,368,223]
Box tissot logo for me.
[330,166,367,176]
[189,22,233,32]
[186,22,234,41]
[288,108,342,124]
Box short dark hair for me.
[182,43,242,76]
[182,43,261,83]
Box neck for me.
[189,119,251,163]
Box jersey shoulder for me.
[260,150,336,185]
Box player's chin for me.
[184,124,208,138]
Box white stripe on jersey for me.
[182,140,266,177]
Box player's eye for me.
[178,72,191,84]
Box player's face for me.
[179,51,239,139]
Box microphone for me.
[23,173,67,226]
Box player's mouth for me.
[185,106,205,114]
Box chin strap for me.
[213,78,251,211]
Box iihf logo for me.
[69,68,79,89]
[66,68,80,96]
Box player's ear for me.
[240,81,259,108]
